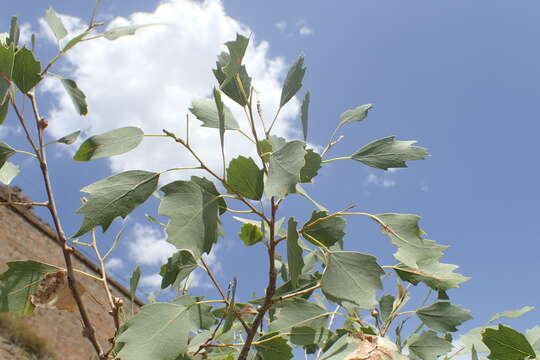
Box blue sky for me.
[2,0,539,345]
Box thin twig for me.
[200,258,250,333]
[0,201,48,207]
[27,92,105,359]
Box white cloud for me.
[140,273,162,288]
[366,172,396,188]
[299,25,313,36]
[420,184,429,192]
[19,22,33,46]
[275,20,287,32]
[128,223,176,265]
[105,257,124,270]
[41,0,302,183]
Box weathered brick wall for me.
[0,186,142,360]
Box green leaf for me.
[213,51,251,106]
[302,211,346,247]
[472,345,479,360]
[0,162,19,185]
[159,250,197,289]
[222,277,237,333]
[189,98,239,130]
[0,43,15,104]
[116,295,214,360]
[73,170,159,237]
[408,330,452,360]
[0,260,60,316]
[338,104,372,130]
[269,298,327,334]
[73,127,144,161]
[226,156,264,200]
[0,141,15,167]
[287,218,304,288]
[12,47,42,93]
[416,301,472,332]
[61,78,88,115]
[488,306,535,324]
[103,24,158,40]
[294,184,328,212]
[394,260,470,291]
[8,17,20,48]
[62,31,90,52]
[255,332,294,360]
[44,7,68,41]
[379,294,395,323]
[321,251,384,309]
[300,149,322,183]
[375,213,446,267]
[280,55,306,107]
[0,98,8,125]
[213,88,226,157]
[319,335,359,360]
[221,34,249,88]
[352,136,429,170]
[265,140,306,198]
[301,91,310,141]
[239,223,263,246]
[56,130,81,145]
[159,177,222,258]
[129,265,141,302]
[482,324,536,360]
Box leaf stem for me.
[14,149,38,158]
[271,283,320,303]
[266,105,282,136]
[321,156,352,163]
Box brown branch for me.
[9,94,38,153]
[0,201,48,207]
[237,197,279,360]
[27,92,105,359]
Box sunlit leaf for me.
[189,98,239,130]
[44,7,68,41]
[269,298,327,335]
[265,140,306,198]
[73,127,144,161]
[61,78,88,115]
[73,170,159,237]
[0,260,60,316]
[352,136,428,170]
[321,251,384,309]
[302,211,346,248]
[103,24,159,40]
[280,55,306,107]
[482,324,536,360]
[239,223,263,246]
[116,295,214,360]
[394,260,470,291]
[226,156,264,200]
[488,306,535,324]
[416,301,472,332]
[62,31,90,52]
[12,47,42,93]
[0,162,19,185]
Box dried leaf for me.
[30,270,86,312]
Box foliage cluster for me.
[0,3,538,360]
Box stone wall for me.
[0,186,142,360]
